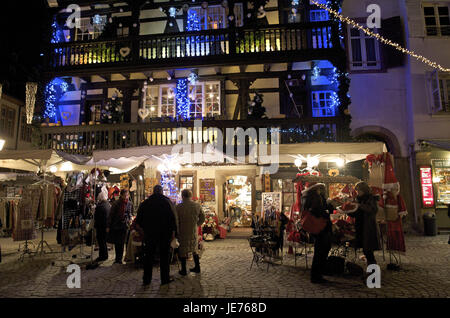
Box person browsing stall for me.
[107,189,133,264]
[176,189,206,276]
[353,181,382,266]
[135,185,178,286]
[302,183,334,284]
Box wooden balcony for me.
[40,118,348,156]
[46,22,340,76]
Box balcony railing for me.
[40,118,347,156]
[47,22,336,71]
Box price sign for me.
[420,166,434,208]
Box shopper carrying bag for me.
[301,183,335,284]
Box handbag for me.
[300,210,327,235]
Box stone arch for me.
[351,126,402,157]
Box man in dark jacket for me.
[354,182,381,266]
[136,185,177,286]
[302,183,334,284]
[94,190,110,262]
[108,189,133,264]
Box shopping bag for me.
[300,210,327,235]
[170,238,180,249]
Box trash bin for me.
[423,213,437,236]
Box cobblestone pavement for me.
[0,231,449,298]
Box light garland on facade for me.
[44,78,68,123]
[26,83,38,124]
[176,79,190,120]
[310,0,450,72]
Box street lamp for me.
[0,139,5,151]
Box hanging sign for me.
[420,166,434,208]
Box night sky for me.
[0,1,50,100]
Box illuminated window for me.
[311,91,336,117]
[145,86,160,118]
[75,16,106,41]
[188,4,243,30]
[188,82,221,118]
[145,82,220,119]
[180,176,194,191]
[160,85,176,117]
[310,10,329,22]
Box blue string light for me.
[44,78,68,123]
[187,9,201,31]
[51,17,64,44]
[176,79,190,120]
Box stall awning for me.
[0,150,91,172]
[259,142,387,165]
[420,140,450,151]
[89,144,235,171]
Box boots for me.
[190,253,201,273]
[179,257,187,276]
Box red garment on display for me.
[387,218,406,252]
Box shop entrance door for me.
[225,175,253,227]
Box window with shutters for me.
[423,4,450,36]
[427,71,450,114]
[0,105,16,137]
[347,24,381,70]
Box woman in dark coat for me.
[108,189,133,264]
[302,183,334,284]
[353,181,381,265]
[94,190,110,262]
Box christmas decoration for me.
[154,154,181,202]
[51,17,64,44]
[248,92,267,119]
[311,0,450,72]
[102,96,123,124]
[187,8,201,31]
[188,72,199,85]
[176,79,190,120]
[169,7,177,18]
[26,83,38,124]
[44,78,68,123]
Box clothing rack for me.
[32,178,56,256]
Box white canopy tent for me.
[89,143,235,171]
[0,150,92,173]
[258,142,387,165]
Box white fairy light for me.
[310,0,450,73]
